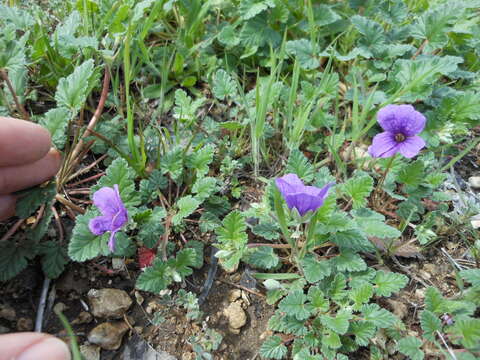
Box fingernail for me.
[17,337,71,360]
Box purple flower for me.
[368,104,426,158]
[275,174,333,216]
[88,184,128,252]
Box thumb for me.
[0,332,71,360]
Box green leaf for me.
[192,177,217,202]
[285,149,315,182]
[322,331,342,349]
[396,337,424,360]
[136,259,171,292]
[215,210,248,271]
[420,310,442,342]
[341,174,373,209]
[301,255,332,283]
[259,336,287,359]
[333,250,367,272]
[173,89,205,123]
[320,309,352,335]
[424,287,447,314]
[397,160,425,188]
[286,39,320,70]
[350,283,374,310]
[0,241,34,281]
[38,241,68,279]
[331,229,374,252]
[173,195,200,226]
[459,269,480,287]
[185,241,204,269]
[351,15,385,48]
[450,319,480,349]
[39,108,72,149]
[327,273,348,302]
[187,144,215,177]
[278,290,312,321]
[212,69,237,100]
[239,0,275,20]
[374,271,408,297]
[68,211,109,262]
[93,157,140,209]
[351,321,376,346]
[161,148,184,181]
[55,59,95,112]
[361,304,397,328]
[245,246,279,270]
[172,248,197,278]
[252,222,280,241]
[307,286,329,313]
[15,182,56,219]
[137,206,166,248]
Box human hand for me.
[0,117,61,220]
[0,332,71,360]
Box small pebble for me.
[468,176,480,189]
[16,317,33,331]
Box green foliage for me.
[39,108,72,149]
[212,69,237,100]
[68,211,109,262]
[301,255,332,283]
[38,241,68,279]
[373,271,408,297]
[286,149,314,182]
[173,195,200,226]
[278,290,312,321]
[259,336,288,360]
[15,183,56,219]
[214,211,248,271]
[341,174,373,209]
[397,160,425,188]
[396,337,424,360]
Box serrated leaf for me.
[351,15,385,48]
[185,241,204,269]
[68,211,109,261]
[374,271,408,297]
[285,150,315,183]
[136,259,171,293]
[239,0,275,20]
[187,144,215,177]
[334,250,367,272]
[173,196,200,225]
[55,59,95,112]
[424,287,447,314]
[397,160,425,188]
[301,255,332,283]
[341,174,373,209]
[331,229,374,252]
[38,241,68,279]
[173,89,205,123]
[397,337,424,360]
[15,182,56,219]
[93,157,140,209]
[161,148,184,181]
[420,310,442,341]
[252,222,280,240]
[327,273,348,302]
[137,207,166,248]
[322,331,342,349]
[213,69,237,100]
[320,309,352,335]
[450,318,480,349]
[260,336,287,359]
[307,286,329,312]
[192,177,217,202]
[351,320,376,346]
[278,290,312,321]
[459,269,480,287]
[351,283,374,310]
[172,248,196,278]
[199,211,221,233]
[0,241,33,281]
[245,246,279,269]
[39,108,72,149]
[286,39,320,70]
[216,210,248,246]
[362,304,397,328]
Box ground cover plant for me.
[1,0,480,358]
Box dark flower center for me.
[395,133,406,142]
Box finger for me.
[0,194,16,221]
[0,149,61,195]
[0,332,71,360]
[0,117,52,167]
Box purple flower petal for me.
[397,135,425,158]
[108,231,117,252]
[368,132,399,158]
[93,186,121,217]
[275,174,305,197]
[377,104,426,136]
[276,175,333,216]
[89,215,111,235]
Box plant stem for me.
[0,69,30,120]
[372,155,396,205]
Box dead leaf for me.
[369,237,424,259]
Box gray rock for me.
[88,288,132,319]
[80,344,100,360]
[122,335,176,360]
[223,301,247,334]
[88,321,129,350]
[469,176,480,189]
[0,304,16,321]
